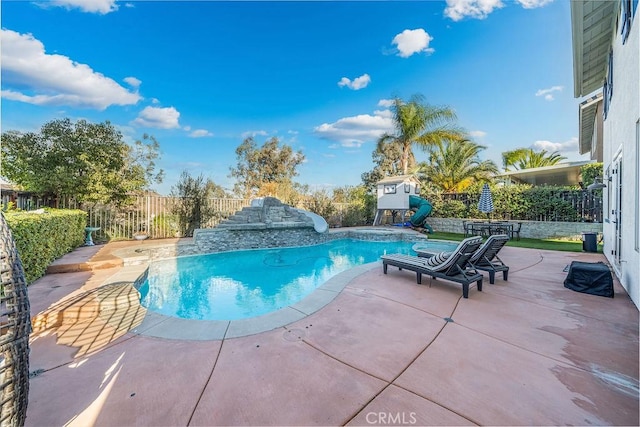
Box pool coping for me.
[101,228,442,340]
[123,262,380,340]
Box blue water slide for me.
[409,195,434,233]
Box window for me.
[603,82,609,119]
[636,120,639,252]
[603,51,614,120]
[383,184,396,194]
[605,165,611,223]
[621,0,633,43]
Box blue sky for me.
[1,0,589,196]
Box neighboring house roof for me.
[376,175,420,185]
[571,0,616,97]
[496,161,595,186]
[0,178,23,192]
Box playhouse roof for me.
[376,175,420,185]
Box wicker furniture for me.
[1,213,31,426]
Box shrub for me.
[302,190,336,221]
[432,199,467,218]
[170,172,217,237]
[4,209,86,283]
[431,184,586,221]
[151,213,180,238]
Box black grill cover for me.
[564,261,614,298]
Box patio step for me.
[46,244,123,274]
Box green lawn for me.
[427,231,602,253]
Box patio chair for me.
[468,234,510,284]
[381,236,484,298]
[508,222,522,241]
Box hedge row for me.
[427,185,584,222]
[3,209,87,283]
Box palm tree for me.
[502,148,567,171]
[418,139,498,193]
[378,95,466,175]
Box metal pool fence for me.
[63,196,252,240]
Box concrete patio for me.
[25,235,639,426]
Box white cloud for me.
[337,74,371,90]
[531,137,578,154]
[0,29,141,110]
[124,76,141,88]
[314,110,394,148]
[133,106,181,129]
[378,99,395,108]
[469,130,487,138]
[517,0,553,9]
[241,130,269,139]
[47,0,119,14]
[392,29,434,58]
[444,0,504,21]
[373,109,393,119]
[535,85,563,101]
[189,129,213,138]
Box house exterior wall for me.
[601,6,639,308]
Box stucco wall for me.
[601,10,639,309]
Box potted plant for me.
[133,230,149,241]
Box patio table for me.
[464,221,512,237]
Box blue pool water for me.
[138,238,457,321]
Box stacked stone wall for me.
[427,218,602,240]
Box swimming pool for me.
[138,238,457,321]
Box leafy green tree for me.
[361,138,409,190]
[1,118,163,206]
[204,180,232,198]
[580,162,604,188]
[302,189,336,220]
[170,171,219,237]
[417,139,498,193]
[229,136,305,199]
[334,185,376,226]
[377,95,465,175]
[501,148,566,171]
